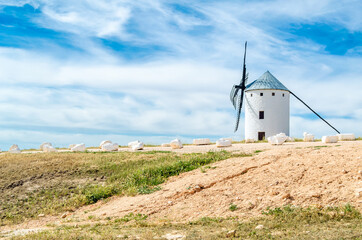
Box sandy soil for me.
[2,141,362,233]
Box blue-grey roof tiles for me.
[246,71,289,91]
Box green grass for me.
[8,205,361,239]
[229,203,238,212]
[0,151,243,225]
[293,138,304,142]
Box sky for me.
[0,0,361,149]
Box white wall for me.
[245,89,290,140]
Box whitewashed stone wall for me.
[245,89,290,140]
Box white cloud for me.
[0,0,361,149]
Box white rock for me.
[43,145,57,152]
[170,139,183,149]
[9,144,21,153]
[128,140,141,148]
[336,133,355,141]
[216,138,232,147]
[101,143,119,151]
[268,133,287,145]
[303,132,314,142]
[245,139,255,143]
[71,143,86,152]
[192,138,210,145]
[222,138,233,142]
[99,140,112,148]
[162,233,185,240]
[40,142,52,150]
[226,230,236,238]
[322,136,338,143]
[255,224,264,230]
[131,142,144,151]
[286,136,294,142]
[161,143,171,147]
[69,144,76,149]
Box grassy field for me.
[6,204,361,239]
[0,150,237,225]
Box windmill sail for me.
[230,41,248,132]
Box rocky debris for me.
[322,136,338,143]
[286,136,295,142]
[268,133,288,145]
[192,138,210,145]
[128,141,144,151]
[43,145,57,153]
[162,233,185,240]
[358,170,362,176]
[6,180,24,189]
[270,190,280,196]
[9,144,21,153]
[170,139,183,149]
[61,213,67,218]
[99,140,112,148]
[71,143,86,152]
[38,214,45,217]
[226,230,236,238]
[281,193,293,200]
[303,132,314,142]
[128,141,140,148]
[161,143,171,147]
[337,133,355,141]
[216,138,232,147]
[101,142,119,151]
[342,169,348,174]
[245,139,255,143]
[255,225,264,230]
[39,142,52,150]
[131,142,144,151]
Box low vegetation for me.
[7,205,361,239]
[0,150,237,225]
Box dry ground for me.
[73,141,362,221]
[1,140,361,237]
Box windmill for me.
[230,42,340,140]
[230,41,248,132]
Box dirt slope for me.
[73,141,362,222]
[2,141,362,232]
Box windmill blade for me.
[290,91,340,134]
[234,87,245,132]
[230,85,239,109]
[239,42,248,86]
[232,41,248,132]
[245,73,249,85]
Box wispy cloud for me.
[0,0,361,149]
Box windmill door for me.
[258,132,265,141]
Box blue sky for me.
[0,0,361,149]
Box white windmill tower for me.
[230,42,340,141]
[244,71,290,141]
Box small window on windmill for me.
[251,93,253,97]
[272,92,275,96]
[259,111,264,119]
[260,93,263,96]
[282,93,285,97]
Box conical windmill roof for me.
[246,71,289,91]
